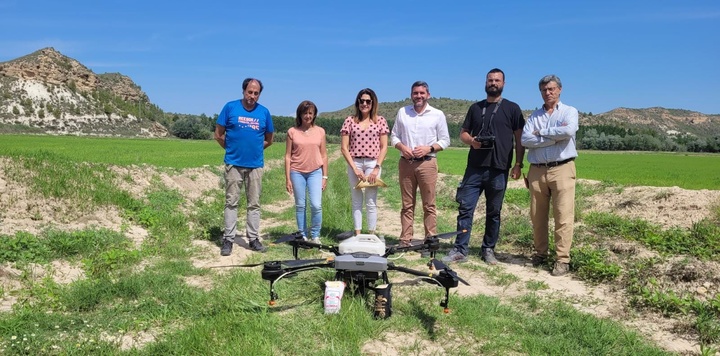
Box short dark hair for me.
[295,100,318,127]
[539,74,562,89]
[242,78,264,93]
[411,81,429,92]
[487,68,505,80]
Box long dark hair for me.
[295,100,318,127]
[353,88,379,124]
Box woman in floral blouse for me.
[340,88,389,236]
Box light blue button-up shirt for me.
[521,101,578,164]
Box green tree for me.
[171,117,212,140]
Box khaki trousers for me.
[398,158,438,242]
[528,161,576,263]
[223,165,263,242]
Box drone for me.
[214,230,469,319]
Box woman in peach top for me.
[285,100,328,242]
[340,88,389,236]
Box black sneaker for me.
[249,239,267,253]
[220,240,233,256]
[530,254,547,267]
[480,248,498,265]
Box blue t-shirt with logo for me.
[216,100,274,168]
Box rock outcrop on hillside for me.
[0,47,165,137]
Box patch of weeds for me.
[653,190,673,201]
[21,276,63,311]
[570,246,621,283]
[499,215,534,250]
[525,280,548,291]
[4,150,137,212]
[696,309,720,344]
[122,173,134,184]
[574,181,605,214]
[584,212,720,260]
[191,189,225,241]
[615,198,641,209]
[45,228,130,259]
[126,182,192,254]
[700,344,719,356]
[711,201,720,221]
[468,264,520,287]
[626,258,720,344]
[0,231,52,263]
[489,268,520,286]
[82,248,141,279]
[516,292,542,311]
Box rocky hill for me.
[0,48,167,137]
[581,107,720,138]
[1,48,718,141]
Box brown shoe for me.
[551,262,570,276]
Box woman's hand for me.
[367,167,379,183]
[286,180,293,194]
[355,168,365,182]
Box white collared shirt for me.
[390,103,451,156]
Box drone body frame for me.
[247,230,469,318]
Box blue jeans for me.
[290,168,323,238]
[454,166,509,255]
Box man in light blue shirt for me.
[521,74,578,276]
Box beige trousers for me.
[528,161,576,263]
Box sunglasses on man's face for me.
[358,99,372,105]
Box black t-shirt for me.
[461,98,525,170]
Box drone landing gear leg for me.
[372,283,392,319]
[268,281,278,306]
[439,287,451,313]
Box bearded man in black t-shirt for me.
[442,68,525,264]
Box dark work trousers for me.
[454,166,509,256]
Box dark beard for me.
[485,85,503,97]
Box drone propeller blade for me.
[274,231,304,244]
[430,258,470,286]
[450,271,470,286]
[283,258,329,267]
[428,229,467,240]
[209,262,266,269]
[431,258,448,271]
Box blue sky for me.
[1,0,719,117]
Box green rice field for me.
[0,135,718,190]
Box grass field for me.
[2,135,717,189]
[0,134,718,354]
[440,148,720,190]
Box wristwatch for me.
[374,165,381,169]
[514,162,524,168]
[322,176,328,179]
[430,145,435,153]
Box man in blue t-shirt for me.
[215,78,274,255]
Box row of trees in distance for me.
[167,114,720,153]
